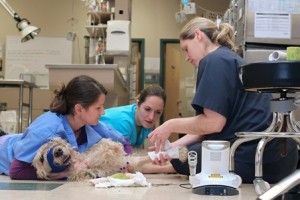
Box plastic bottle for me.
[106,0,110,12]
[101,0,107,12]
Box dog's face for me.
[32,137,74,179]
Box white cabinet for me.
[106,20,130,53]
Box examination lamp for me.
[0,0,40,42]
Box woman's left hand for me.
[152,153,170,166]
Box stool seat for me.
[240,61,300,93]
[229,61,300,199]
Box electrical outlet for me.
[66,32,76,41]
[184,3,196,15]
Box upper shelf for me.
[86,11,114,38]
[87,11,114,25]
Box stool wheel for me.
[253,178,271,195]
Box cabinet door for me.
[164,44,180,142]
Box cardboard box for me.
[0,122,17,133]
[0,110,17,133]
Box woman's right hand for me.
[148,121,173,152]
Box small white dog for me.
[32,137,188,181]
[32,137,134,181]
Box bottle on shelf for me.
[101,0,107,12]
[106,0,110,12]
[95,37,106,64]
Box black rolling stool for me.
[228,61,300,199]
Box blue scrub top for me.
[100,104,152,147]
[0,111,125,175]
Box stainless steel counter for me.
[0,79,37,132]
[45,64,129,106]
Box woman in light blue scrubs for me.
[100,85,166,149]
[0,75,128,180]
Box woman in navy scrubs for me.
[146,17,298,184]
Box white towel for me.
[89,172,151,188]
[147,140,179,161]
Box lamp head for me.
[0,0,41,42]
[16,18,41,42]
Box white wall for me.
[0,0,230,65]
[132,0,230,57]
[0,0,88,65]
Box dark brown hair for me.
[137,85,166,107]
[50,75,107,115]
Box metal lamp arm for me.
[0,0,22,22]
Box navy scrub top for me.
[191,46,297,164]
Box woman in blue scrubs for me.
[145,17,298,184]
[0,75,128,180]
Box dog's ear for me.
[37,168,51,180]
[33,146,44,168]
[32,141,55,180]
[32,154,51,180]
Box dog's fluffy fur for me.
[32,137,188,181]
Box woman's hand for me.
[148,144,172,166]
[148,121,173,152]
[152,153,170,166]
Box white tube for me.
[188,151,197,176]
[268,51,287,61]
